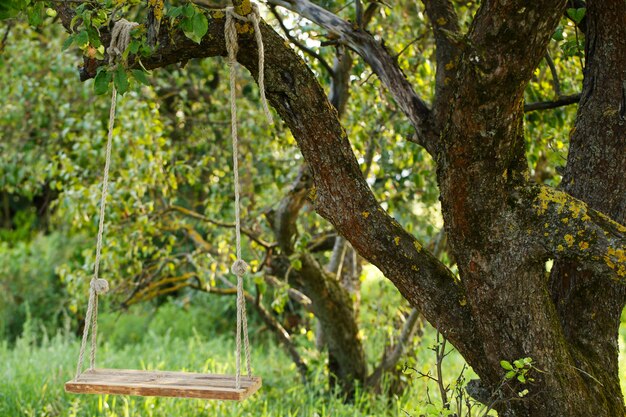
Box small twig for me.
[394,34,426,60]
[0,21,14,54]
[544,52,561,98]
[435,332,450,409]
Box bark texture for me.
[548,1,626,415]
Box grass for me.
[2,271,626,417]
[0,287,471,417]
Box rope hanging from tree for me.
[73,4,272,393]
[74,17,138,381]
[224,2,273,389]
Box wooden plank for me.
[65,369,262,401]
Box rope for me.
[74,6,271,390]
[74,18,135,380]
[224,3,271,388]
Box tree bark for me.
[549,0,626,415]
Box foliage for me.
[0,232,86,341]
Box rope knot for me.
[224,3,273,125]
[231,259,249,276]
[91,278,110,295]
[108,18,139,64]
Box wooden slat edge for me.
[64,377,262,401]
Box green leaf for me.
[567,7,586,24]
[94,69,111,95]
[131,69,150,86]
[0,4,18,20]
[179,16,193,36]
[87,26,101,48]
[167,6,182,18]
[514,359,524,369]
[517,374,526,383]
[290,257,302,271]
[0,0,31,20]
[62,35,75,51]
[500,360,513,371]
[27,1,44,27]
[505,370,517,380]
[128,39,140,54]
[182,4,195,17]
[552,25,564,41]
[191,12,208,43]
[74,30,89,47]
[113,66,129,95]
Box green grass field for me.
[2,273,626,416]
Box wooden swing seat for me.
[65,368,261,401]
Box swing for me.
[65,4,272,401]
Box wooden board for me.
[65,369,261,401]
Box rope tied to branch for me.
[74,18,137,381]
[224,2,272,389]
[107,19,139,64]
[225,4,273,125]
[74,5,272,391]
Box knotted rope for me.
[74,18,136,380]
[224,3,272,389]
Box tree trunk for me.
[548,0,626,415]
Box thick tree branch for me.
[420,0,461,129]
[516,184,626,280]
[465,0,567,99]
[267,0,439,154]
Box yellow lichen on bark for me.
[605,247,626,277]
[148,0,164,21]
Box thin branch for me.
[0,21,14,54]
[544,52,561,98]
[164,205,276,249]
[366,309,423,388]
[524,93,581,112]
[394,34,426,60]
[270,6,335,76]
[265,274,312,309]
